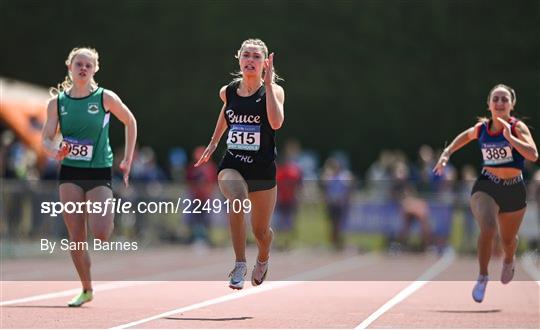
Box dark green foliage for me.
[1,0,538,173]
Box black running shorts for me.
[471,169,526,213]
[59,165,112,192]
[218,152,276,192]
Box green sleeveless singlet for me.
[57,87,113,168]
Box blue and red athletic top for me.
[476,117,524,170]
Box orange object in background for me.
[0,77,50,165]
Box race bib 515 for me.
[226,125,260,151]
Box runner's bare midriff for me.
[483,166,522,179]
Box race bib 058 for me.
[64,137,94,162]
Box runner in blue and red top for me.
[433,84,538,303]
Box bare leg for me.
[249,186,277,262]
[86,186,115,242]
[60,183,91,291]
[218,169,249,262]
[498,208,525,263]
[470,192,499,276]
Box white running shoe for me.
[472,274,488,303]
[501,259,515,284]
[251,260,269,287]
[228,262,247,290]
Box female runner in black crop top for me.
[195,38,285,290]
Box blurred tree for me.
[1,0,538,174]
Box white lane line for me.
[2,258,128,280]
[110,281,300,330]
[0,262,230,306]
[0,253,373,308]
[110,254,376,329]
[521,251,540,286]
[0,281,153,306]
[1,248,226,279]
[354,249,456,329]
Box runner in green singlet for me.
[41,47,137,307]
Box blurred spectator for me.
[366,150,393,198]
[131,146,167,182]
[185,145,217,245]
[29,154,60,239]
[390,159,431,252]
[2,136,39,237]
[431,160,457,253]
[1,130,20,237]
[321,155,354,250]
[274,139,303,249]
[458,164,478,254]
[431,147,458,196]
[295,150,319,181]
[435,159,458,201]
[415,144,438,193]
[293,149,319,202]
[1,129,64,239]
[0,130,16,178]
[168,147,187,183]
[5,140,39,180]
[126,146,167,240]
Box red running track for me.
[1,248,538,329]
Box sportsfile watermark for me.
[41,198,252,217]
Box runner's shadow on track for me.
[164,317,254,322]
[432,309,502,314]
